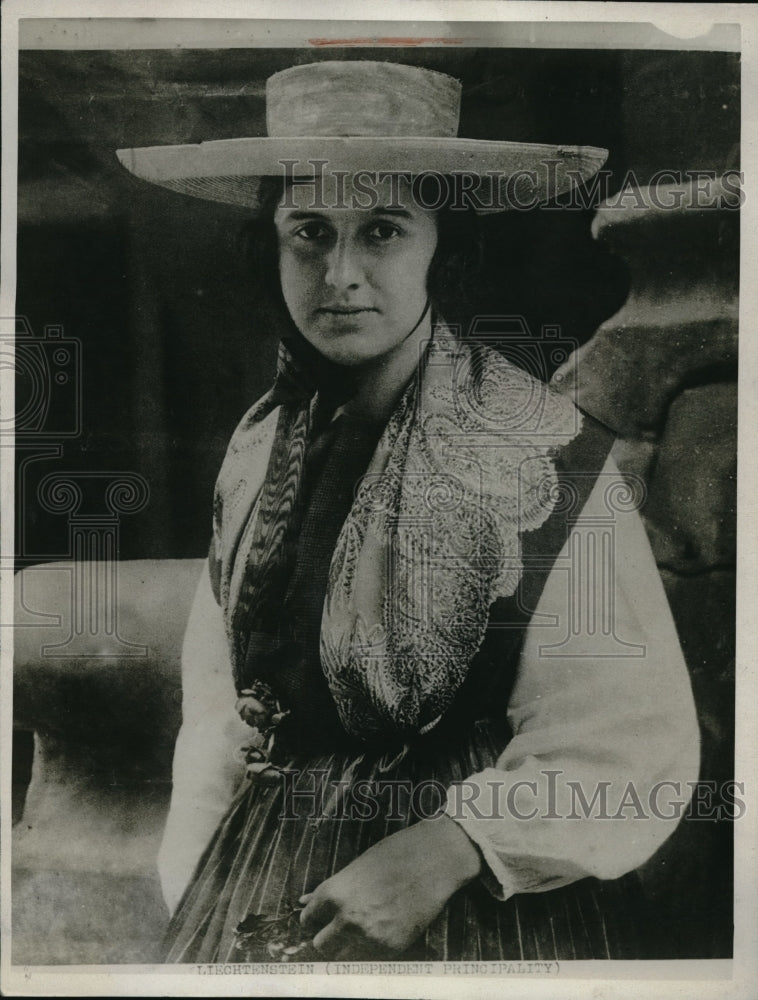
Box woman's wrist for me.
[417,814,483,893]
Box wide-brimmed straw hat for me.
[116,60,608,214]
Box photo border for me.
[1,2,756,997]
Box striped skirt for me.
[163,719,650,963]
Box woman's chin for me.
[303,333,386,369]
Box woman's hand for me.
[299,815,482,959]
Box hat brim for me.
[116,136,608,214]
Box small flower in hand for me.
[234,904,318,963]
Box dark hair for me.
[239,174,484,331]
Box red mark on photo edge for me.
[308,37,467,47]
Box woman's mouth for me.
[317,306,377,315]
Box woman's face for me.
[273,175,438,368]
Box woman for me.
[118,59,699,962]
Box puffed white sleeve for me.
[444,455,701,899]
[157,560,250,914]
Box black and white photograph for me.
[1,4,755,997]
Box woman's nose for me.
[324,236,362,291]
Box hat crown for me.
[266,60,462,138]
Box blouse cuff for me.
[443,773,595,902]
[444,778,523,901]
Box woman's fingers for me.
[311,918,377,961]
[234,693,270,727]
[311,919,342,958]
[299,891,336,936]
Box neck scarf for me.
[211,324,582,742]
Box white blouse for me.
[158,454,700,915]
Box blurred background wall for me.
[12,42,738,963]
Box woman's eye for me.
[367,222,401,241]
[293,223,329,241]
